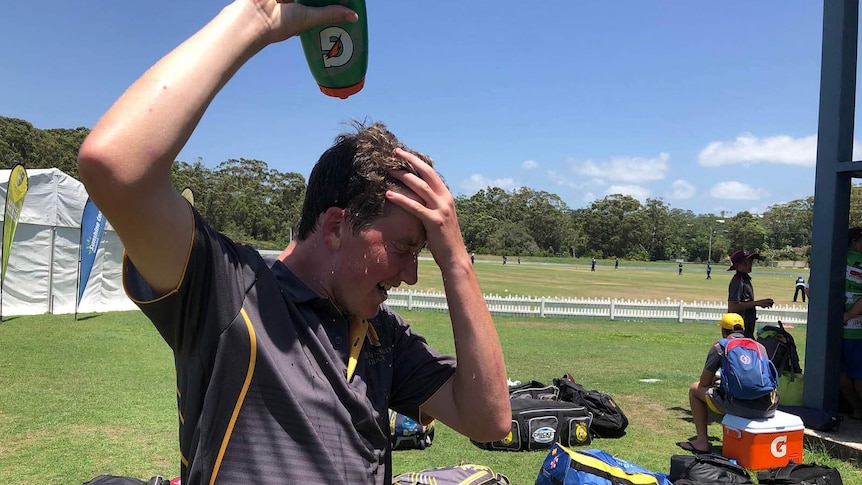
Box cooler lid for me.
[722,410,804,433]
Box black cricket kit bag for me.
[509,380,560,400]
[668,454,753,484]
[757,321,802,375]
[472,398,592,451]
[756,462,843,485]
[758,320,804,405]
[535,443,672,485]
[389,409,435,450]
[553,374,629,438]
[393,463,511,485]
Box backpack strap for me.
[715,338,728,356]
[773,463,805,482]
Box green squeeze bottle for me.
[298,0,368,99]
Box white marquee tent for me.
[0,168,138,316]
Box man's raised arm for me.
[78,0,356,294]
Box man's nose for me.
[400,257,418,286]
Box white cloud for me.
[569,152,670,183]
[709,181,769,200]
[668,179,696,199]
[547,169,591,190]
[522,160,539,170]
[460,173,517,193]
[547,170,571,187]
[698,133,817,167]
[606,185,650,202]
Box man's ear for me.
[319,207,347,250]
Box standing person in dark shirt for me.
[77,2,510,482]
[727,249,774,338]
[706,262,712,280]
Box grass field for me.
[416,256,810,306]
[2,260,850,485]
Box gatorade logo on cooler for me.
[319,27,354,68]
[770,435,787,457]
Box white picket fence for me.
[386,289,809,326]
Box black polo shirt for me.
[728,272,757,337]
[124,208,456,484]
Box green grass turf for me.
[0,258,840,484]
[1,310,858,485]
[417,256,810,306]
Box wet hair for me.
[295,121,434,240]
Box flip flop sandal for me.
[676,441,711,454]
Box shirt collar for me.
[270,258,324,304]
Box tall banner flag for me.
[181,187,195,206]
[77,198,107,306]
[2,164,29,289]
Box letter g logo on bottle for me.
[770,435,787,457]
[318,26,354,68]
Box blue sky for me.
[1,2,845,216]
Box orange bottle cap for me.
[318,78,365,99]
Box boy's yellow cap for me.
[718,313,744,331]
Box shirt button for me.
[334,336,343,345]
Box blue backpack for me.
[718,337,778,400]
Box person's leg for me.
[743,319,755,339]
[685,382,713,452]
[840,338,862,418]
[839,373,862,418]
[793,287,799,302]
[854,380,862,419]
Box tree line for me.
[0,115,850,261]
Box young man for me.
[727,249,774,338]
[677,313,779,454]
[77,1,510,483]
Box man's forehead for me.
[375,201,425,243]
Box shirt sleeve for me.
[704,342,722,373]
[383,309,456,421]
[728,276,743,303]
[124,207,257,353]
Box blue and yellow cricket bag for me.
[536,444,672,485]
[389,409,435,450]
